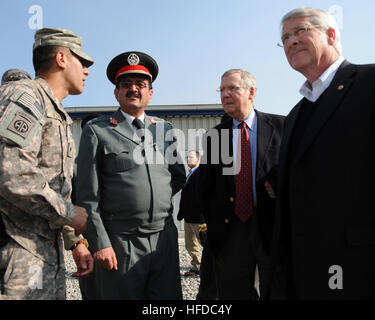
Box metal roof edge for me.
[64,103,223,113]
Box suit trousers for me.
[213,215,270,300]
[90,222,182,300]
[196,243,218,300]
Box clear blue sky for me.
[1,0,374,115]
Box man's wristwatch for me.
[70,238,89,251]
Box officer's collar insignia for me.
[149,117,162,124]
[127,53,140,66]
[109,117,118,126]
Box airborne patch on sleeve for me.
[7,112,36,139]
[0,91,43,147]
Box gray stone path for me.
[65,231,200,300]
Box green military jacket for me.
[76,109,186,253]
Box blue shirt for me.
[232,109,257,205]
[186,166,198,182]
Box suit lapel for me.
[228,121,235,191]
[278,103,301,175]
[218,119,235,191]
[255,110,274,180]
[294,61,356,162]
[144,114,156,144]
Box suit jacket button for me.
[229,197,234,202]
[225,218,230,224]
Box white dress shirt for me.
[299,56,345,102]
[120,110,145,132]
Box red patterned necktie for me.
[235,121,254,222]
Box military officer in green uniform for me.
[76,51,186,299]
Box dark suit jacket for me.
[270,61,375,299]
[196,110,284,256]
[177,168,205,224]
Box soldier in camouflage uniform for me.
[0,28,94,300]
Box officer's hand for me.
[72,244,94,277]
[69,206,88,236]
[94,247,118,271]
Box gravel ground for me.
[64,231,200,300]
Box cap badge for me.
[127,53,140,66]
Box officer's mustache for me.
[126,91,141,99]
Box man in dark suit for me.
[178,150,205,277]
[177,152,218,300]
[269,7,375,299]
[197,69,284,299]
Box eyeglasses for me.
[216,86,245,94]
[277,25,320,47]
[118,80,149,90]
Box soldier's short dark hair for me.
[32,45,66,73]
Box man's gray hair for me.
[221,69,257,93]
[1,69,32,85]
[281,7,342,54]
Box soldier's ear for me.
[55,50,68,69]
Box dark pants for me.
[81,222,182,300]
[213,215,270,300]
[196,244,218,300]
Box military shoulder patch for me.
[0,93,42,148]
[6,112,36,139]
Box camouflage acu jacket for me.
[0,78,78,263]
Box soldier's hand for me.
[94,247,118,271]
[72,244,94,277]
[69,206,88,236]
